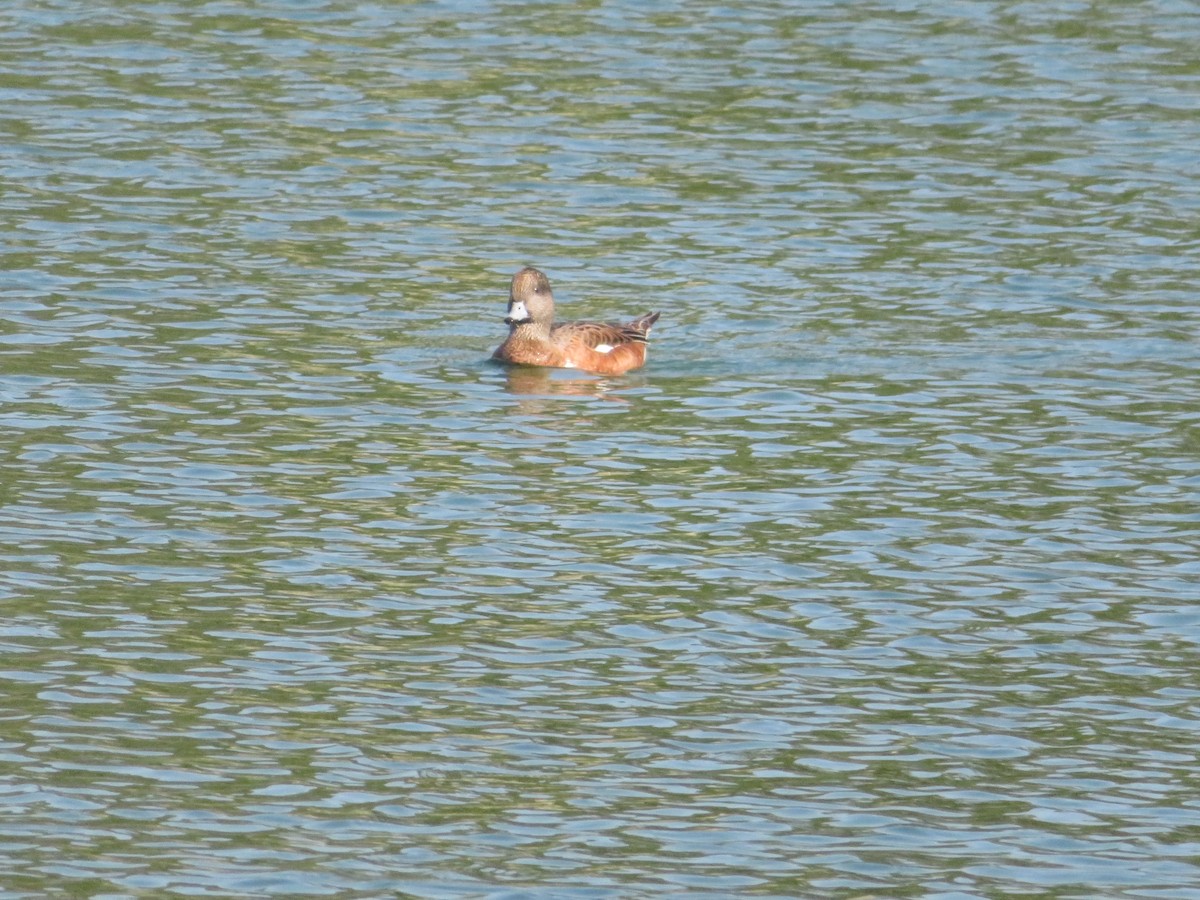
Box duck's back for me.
[551,312,660,375]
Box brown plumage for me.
[491,267,661,376]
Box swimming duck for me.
[492,267,660,376]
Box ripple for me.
[2,0,1200,896]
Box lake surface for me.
[2,1,1199,896]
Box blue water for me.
[2,1,1199,896]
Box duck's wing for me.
[551,313,661,375]
[553,312,660,347]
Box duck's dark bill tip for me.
[504,316,533,326]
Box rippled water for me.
[3,1,1199,896]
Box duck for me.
[491,267,660,376]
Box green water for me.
[2,1,1199,896]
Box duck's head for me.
[504,266,555,328]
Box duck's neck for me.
[509,321,553,343]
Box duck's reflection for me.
[494,368,652,415]
[503,365,616,397]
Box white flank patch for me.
[562,360,577,368]
[593,343,613,354]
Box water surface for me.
[2,1,1199,896]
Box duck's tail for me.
[629,312,660,337]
